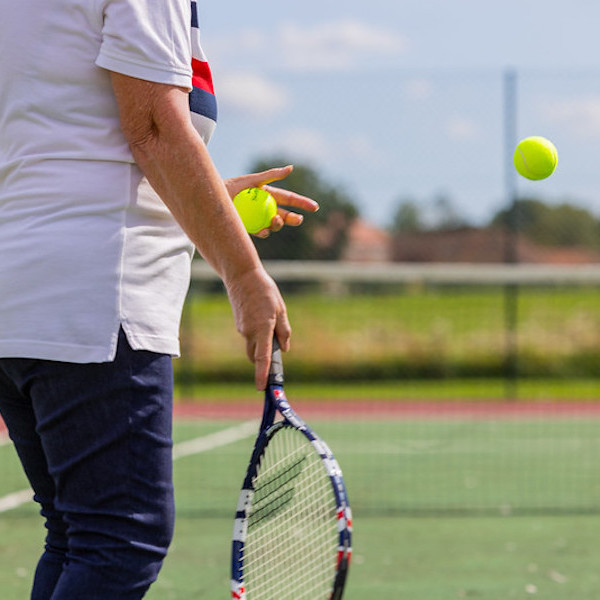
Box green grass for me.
[3,514,600,599]
[177,288,600,383]
[175,379,600,402]
[2,413,600,598]
[146,514,600,600]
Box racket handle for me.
[268,335,284,386]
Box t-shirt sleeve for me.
[96,0,192,90]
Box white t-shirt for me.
[0,0,212,362]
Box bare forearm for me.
[111,76,262,285]
[110,74,291,388]
[138,128,262,282]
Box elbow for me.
[110,72,189,160]
[123,120,160,163]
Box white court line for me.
[0,420,258,513]
[0,489,33,513]
[172,419,258,460]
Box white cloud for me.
[258,128,384,170]
[444,115,480,141]
[267,128,333,163]
[344,134,387,166]
[404,78,434,101]
[217,72,290,117]
[542,97,600,138]
[279,19,408,70]
[208,19,408,71]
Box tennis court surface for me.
[1,264,599,597]
[2,397,600,599]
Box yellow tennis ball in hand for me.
[514,136,558,180]
[233,188,278,234]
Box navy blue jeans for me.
[0,330,175,599]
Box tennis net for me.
[1,262,598,517]
[172,261,600,516]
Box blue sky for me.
[201,1,600,226]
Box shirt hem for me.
[0,340,117,364]
[0,333,180,363]
[121,324,180,358]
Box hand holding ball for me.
[233,188,278,234]
[514,136,558,180]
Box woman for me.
[0,1,316,597]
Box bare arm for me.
[110,73,290,389]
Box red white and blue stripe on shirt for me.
[190,1,217,126]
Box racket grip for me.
[268,336,284,385]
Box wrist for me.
[223,263,270,292]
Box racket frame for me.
[231,344,352,600]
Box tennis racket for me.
[231,337,352,600]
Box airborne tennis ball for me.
[514,136,558,180]
[233,188,277,234]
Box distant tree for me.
[492,198,600,250]
[391,193,468,233]
[430,193,468,230]
[551,203,600,249]
[249,158,358,260]
[391,199,423,233]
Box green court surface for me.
[2,407,600,599]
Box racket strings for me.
[243,427,339,599]
[249,453,308,527]
[245,479,336,596]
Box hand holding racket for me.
[231,338,352,599]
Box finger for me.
[277,209,303,227]
[254,211,303,236]
[256,211,304,237]
[245,337,255,364]
[242,165,295,190]
[274,314,292,354]
[253,214,282,238]
[257,165,294,185]
[263,185,319,213]
[269,213,285,232]
[253,334,274,391]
